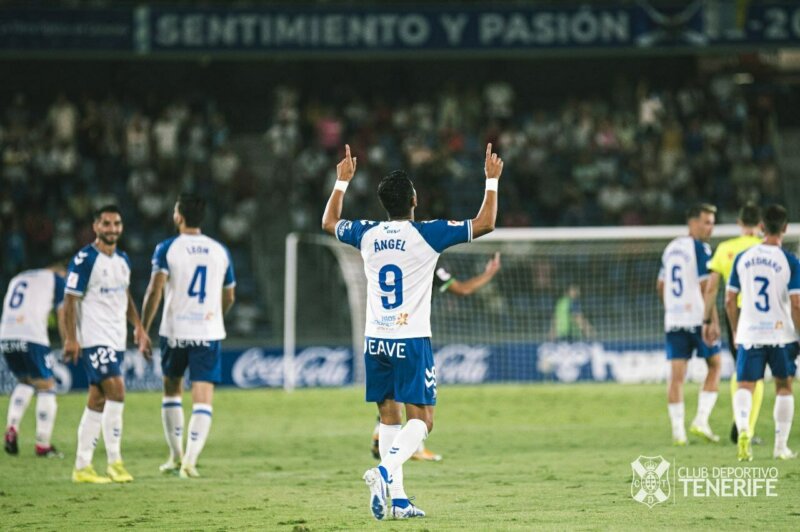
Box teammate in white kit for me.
[141,194,236,479]
[322,144,503,520]
[657,204,721,446]
[63,205,152,484]
[726,204,800,461]
[2,263,67,458]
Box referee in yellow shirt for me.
[702,203,764,445]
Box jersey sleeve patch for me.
[151,237,176,274]
[413,220,472,253]
[65,246,98,297]
[336,219,377,249]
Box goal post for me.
[283,225,800,391]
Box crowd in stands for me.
[0,93,262,338]
[265,74,782,229]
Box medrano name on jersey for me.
[0,269,65,346]
[336,219,472,339]
[151,233,236,341]
[65,244,131,351]
[728,244,800,346]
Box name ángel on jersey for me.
[65,244,131,351]
[336,218,472,339]
[728,244,800,346]
[151,234,236,341]
[659,236,711,331]
[0,269,65,346]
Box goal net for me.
[283,226,800,389]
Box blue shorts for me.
[1,340,53,380]
[160,338,221,384]
[82,346,124,386]
[737,344,799,382]
[364,336,436,406]
[666,327,721,360]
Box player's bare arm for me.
[701,272,721,345]
[656,279,664,303]
[448,253,501,296]
[127,289,152,360]
[62,293,81,364]
[141,271,167,334]
[790,294,800,337]
[724,289,740,351]
[322,144,358,235]
[471,143,503,238]
[222,286,236,315]
[56,304,67,346]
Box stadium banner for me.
[0,8,132,51]
[3,3,800,55]
[0,342,736,393]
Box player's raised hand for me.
[63,338,80,364]
[484,143,503,180]
[336,144,358,182]
[485,252,501,275]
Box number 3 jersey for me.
[727,243,800,346]
[151,234,236,341]
[66,244,131,351]
[0,269,65,346]
[336,219,472,339]
[659,236,711,331]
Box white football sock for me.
[379,423,407,500]
[7,383,34,430]
[774,394,794,452]
[35,391,57,447]
[75,408,103,470]
[161,396,184,461]
[668,402,686,440]
[693,391,718,427]
[733,389,753,435]
[184,403,212,467]
[102,400,125,464]
[379,419,428,479]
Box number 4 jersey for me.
[336,219,472,339]
[151,234,236,341]
[727,243,800,346]
[659,236,711,331]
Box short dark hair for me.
[762,204,788,235]
[93,204,121,220]
[377,170,415,218]
[177,193,205,227]
[738,202,761,227]
[686,203,717,221]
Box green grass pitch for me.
[1,383,799,530]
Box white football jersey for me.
[336,219,472,339]
[151,233,235,341]
[727,244,800,346]
[659,236,711,331]
[65,244,131,351]
[0,269,65,346]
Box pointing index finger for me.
[486,143,492,160]
[345,144,352,163]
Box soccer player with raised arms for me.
[2,261,67,458]
[726,204,800,461]
[657,204,721,446]
[322,143,502,520]
[64,205,152,484]
[141,194,236,479]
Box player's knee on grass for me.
[163,376,182,396]
[100,377,126,403]
[191,381,214,404]
[775,378,792,394]
[31,378,55,392]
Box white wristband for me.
[334,180,349,192]
[485,179,498,192]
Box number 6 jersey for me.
[335,219,472,339]
[151,234,236,341]
[659,236,711,331]
[727,243,800,346]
